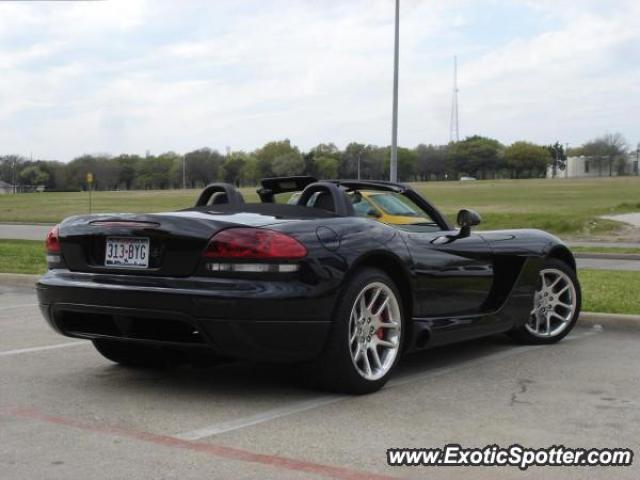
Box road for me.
[577,258,640,271]
[0,223,53,241]
[570,241,640,249]
[1,285,638,479]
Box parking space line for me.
[1,303,38,310]
[173,327,601,441]
[0,341,86,357]
[8,407,398,480]
[174,349,531,441]
[175,395,344,441]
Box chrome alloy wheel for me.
[526,268,577,338]
[348,282,401,381]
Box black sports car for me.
[37,176,581,394]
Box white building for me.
[548,154,640,178]
[0,180,15,194]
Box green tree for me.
[505,142,552,178]
[384,147,417,181]
[340,143,365,178]
[43,161,69,190]
[340,143,385,180]
[310,143,340,159]
[398,147,418,181]
[254,140,302,178]
[239,155,259,186]
[307,143,340,177]
[65,154,100,190]
[222,153,247,185]
[168,155,185,188]
[448,136,504,179]
[313,156,339,179]
[115,154,142,190]
[272,152,305,176]
[0,155,25,185]
[19,165,49,186]
[415,144,448,181]
[92,155,120,190]
[134,152,177,189]
[183,148,224,187]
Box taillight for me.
[45,225,61,254]
[203,228,307,260]
[45,224,64,269]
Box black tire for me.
[92,339,170,368]
[509,258,581,345]
[314,268,405,394]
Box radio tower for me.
[449,55,460,142]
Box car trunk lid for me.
[58,210,292,277]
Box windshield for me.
[368,193,423,217]
[351,195,376,216]
[348,190,439,228]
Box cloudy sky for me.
[0,0,637,161]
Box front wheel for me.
[315,268,404,394]
[509,258,581,344]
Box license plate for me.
[105,237,150,268]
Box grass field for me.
[1,177,639,238]
[579,270,640,315]
[2,240,638,314]
[0,240,46,275]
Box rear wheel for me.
[315,268,404,394]
[509,258,581,344]
[92,339,169,368]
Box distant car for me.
[38,176,581,394]
[459,176,477,181]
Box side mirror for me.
[367,208,382,218]
[456,209,482,237]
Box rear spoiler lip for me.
[258,176,318,202]
[329,179,406,193]
[89,220,161,228]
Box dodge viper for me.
[37,176,581,394]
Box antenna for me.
[389,0,400,182]
[449,55,460,142]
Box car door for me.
[403,229,494,317]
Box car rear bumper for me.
[37,270,335,362]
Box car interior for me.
[192,177,445,231]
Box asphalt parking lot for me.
[1,285,638,480]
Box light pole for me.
[389,0,399,183]
[182,155,186,190]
